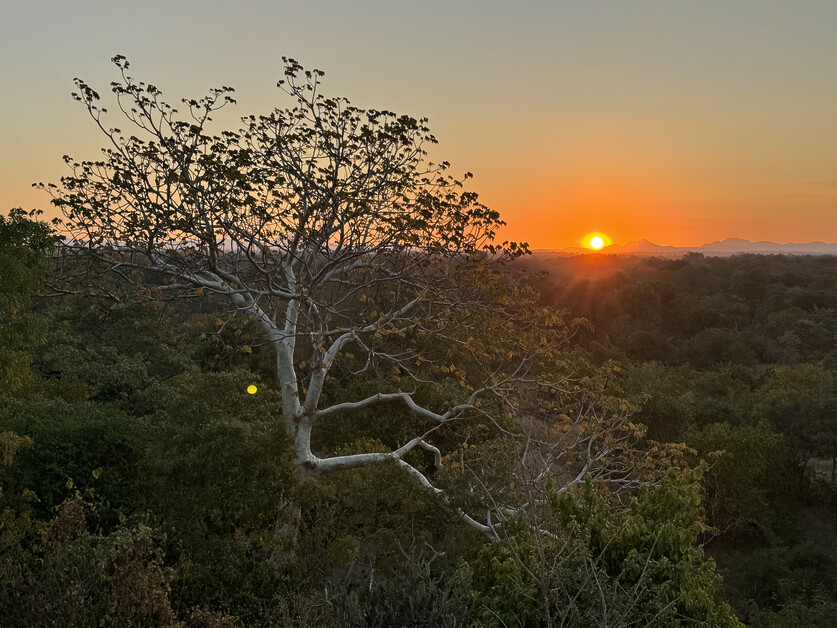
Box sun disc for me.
[582,232,612,250]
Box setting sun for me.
[582,232,612,250]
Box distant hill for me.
[604,239,684,254]
[538,238,837,257]
[697,238,837,254]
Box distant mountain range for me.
[546,238,837,257]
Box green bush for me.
[467,468,743,627]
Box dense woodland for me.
[3,210,836,626]
[525,252,837,626]
[2,58,836,626]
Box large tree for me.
[42,57,636,536]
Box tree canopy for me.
[40,57,646,539]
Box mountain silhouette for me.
[545,238,837,257]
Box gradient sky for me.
[2,1,836,249]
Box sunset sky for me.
[2,1,836,249]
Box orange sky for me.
[2,1,837,249]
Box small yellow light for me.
[247,385,258,395]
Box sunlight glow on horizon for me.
[3,2,837,248]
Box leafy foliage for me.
[0,208,59,396]
[467,468,742,627]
